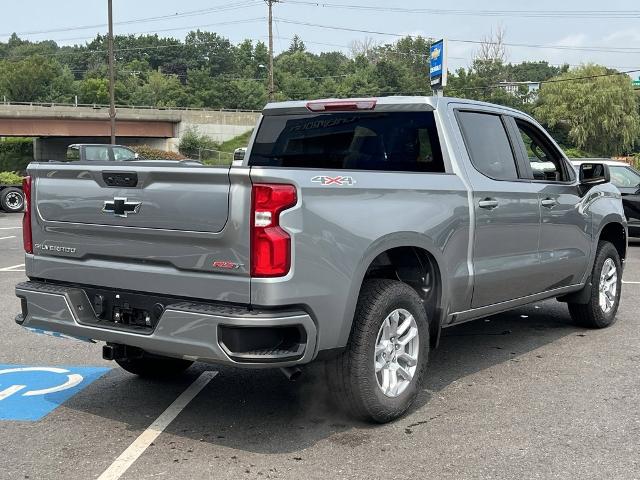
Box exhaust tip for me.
[280,366,302,382]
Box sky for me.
[1,0,639,79]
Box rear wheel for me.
[0,187,24,213]
[116,352,193,378]
[325,279,429,423]
[568,241,622,328]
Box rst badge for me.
[34,244,77,254]
[311,175,356,186]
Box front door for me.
[510,117,591,290]
[455,110,543,308]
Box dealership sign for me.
[430,39,448,90]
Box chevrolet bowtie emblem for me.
[102,197,141,218]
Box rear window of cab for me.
[249,112,445,173]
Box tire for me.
[568,241,622,329]
[115,352,193,379]
[0,187,24,213]
[325,279,430,423]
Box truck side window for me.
[249,112,445,173]
[515,120,571,182]
[457,111,519,181]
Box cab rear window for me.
[249,112,444,173]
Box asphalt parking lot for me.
[1,211,639,480]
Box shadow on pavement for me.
[64,298,582,454]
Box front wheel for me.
[325,279,430,423]
[568,241,622,328]
[116,352,193,379]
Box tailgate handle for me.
[102,171,138,188]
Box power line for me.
[280,1,640,19]
[0,1,262,38]
[274,18,640,54]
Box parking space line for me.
[0,227,21,230]
[97,371,217,480]
[623,281,640,284]
[0,264,25,272]
[0,236,16,240]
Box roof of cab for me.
[261,95,530,117]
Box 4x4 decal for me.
[311,175,356,186]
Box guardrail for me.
[0,100,261,114]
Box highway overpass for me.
[0,103,260,160]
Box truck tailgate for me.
[27,162,251,303]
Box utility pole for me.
[107,0,116,144]
[265,0,278,101]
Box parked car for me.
[15,97,627,422]
[66,144,139,162]
[572,159,640,237]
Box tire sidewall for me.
[355,281,430,420]
[591,242,622,327]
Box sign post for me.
[430,39,448,96]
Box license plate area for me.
[79,287,171,334]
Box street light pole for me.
[107,0,116,144]
[265,0,278,101]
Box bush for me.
[563,147,594,158]
[178,127,218,159]
[0,171,23,185]
[130,145,186,161]
[0,138,33,172]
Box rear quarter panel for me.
[249,167,471,352]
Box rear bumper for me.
[15,281,317,368]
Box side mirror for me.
[579,162,610,186]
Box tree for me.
[288,35,306,54]
[535,64,640,156]
[0,55,71,102]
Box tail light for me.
[22,176,32,254]
[251,183,297,277]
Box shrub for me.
[563,147,594,158]
[178,127,218,159]
[0,171,23,185]
[0,138,33,172]
[130,145,186,160]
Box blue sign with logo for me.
[430,39,447,89]
[0,365,110,421]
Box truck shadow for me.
[66,299,586,455]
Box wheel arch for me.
[338,233,448,350]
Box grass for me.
[217,130,253,153]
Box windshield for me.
[610,166,640,188]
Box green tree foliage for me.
[0,55,73,102]
[0,138,33,172]
[535,65,640,156]
[0,32,638,152]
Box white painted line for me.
[0,385,26,401]
[0,264,25,272]
[0,236,16,241]
[97,371,217,480]
[623,281,640,285]
[0,227,21,230]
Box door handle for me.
[541,198,557,209]
[478,198,499,210]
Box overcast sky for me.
[1,0,639,78]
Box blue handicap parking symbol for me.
[0,364,110,421]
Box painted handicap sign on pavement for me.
[0,365,110,421]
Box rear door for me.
[510,118,591,290]
[455,109,543,308]
[29,161,252,303]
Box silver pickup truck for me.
[15,97,627,422]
